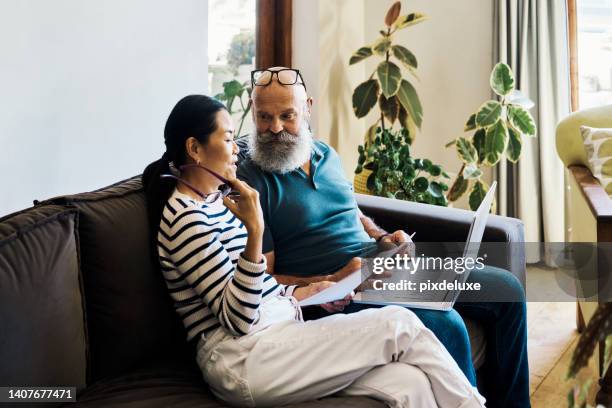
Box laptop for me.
[352,181,497,311]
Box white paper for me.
[298,269,363,307]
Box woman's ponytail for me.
[142,153,175,240]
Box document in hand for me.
[297,269,363,307]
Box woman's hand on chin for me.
[222,178,264,234]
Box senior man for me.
[237,67,530,408]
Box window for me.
[207,0,292,137]
[208,0,256,136]
[208,0,256,93]
[574,0,612,109]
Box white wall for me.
[293,0,368,177]
[292,0,320,136]
[0,0,208,216]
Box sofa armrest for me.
[355,193,526,286]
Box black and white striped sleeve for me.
[281,284,298,297]
[163,210,266,336]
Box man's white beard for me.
[248,124,313,174]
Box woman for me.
[143,95,486,408]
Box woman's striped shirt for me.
[157,189,296,341]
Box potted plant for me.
[566,303,612,407]
[357,127,450,205]
[349,1,449,205]
[445,62,537,210]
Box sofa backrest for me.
[46,176,191,383]
[0,205,87,396]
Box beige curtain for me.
[494,0,571,264]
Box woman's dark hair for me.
[142,95,227,236]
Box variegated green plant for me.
[349,1,425,141]
[446,62,537,210]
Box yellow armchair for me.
[555,105,612,403]
[556,104,612,330]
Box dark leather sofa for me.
[0,174,524,407]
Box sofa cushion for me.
[45,177,191,383]
[72,361,384,408]
[0,205,87,393]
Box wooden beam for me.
[568,0,579,111]
[256,0,292,69]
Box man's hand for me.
[311,257,361,313]
[380,230,411,244]
[380,230,416,258]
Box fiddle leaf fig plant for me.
[350,1,449,207]
[349,1,425,137]
[445,62,537,210]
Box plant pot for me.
[353,168,373,195]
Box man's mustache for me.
[257,131,299,143]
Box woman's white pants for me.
[196,300,485,408]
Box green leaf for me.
[506,90,535,109]
[484,120,508,165]
[464,114,476,131]
[506,126,522,163]
[472,129,486,163]
[462,163,483,179]
[213,93,226,101]
[507,105,536,137]
[447,175,469,201]
[414,177,429,192]
[469,180,489,211]
[395,79,423,129]
[352,79,380,118]
[490,62,515,96]
[456,137,478,163]
[430,165,441,176]
[428,182,443,198]
[372,37,392,56]
[377,61,402,98]
[379,95,400,124]
[403,164,415,180]
[391,45,417,70]
[394,12,428,30]
[349,46,373,65]
[398,106,416,144]
[374,177,383,193]
[223,80,244,98]
[475,100,502,127]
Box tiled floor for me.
[527,266,599,407]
